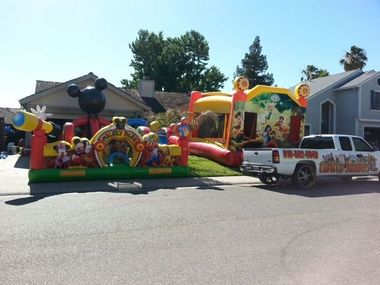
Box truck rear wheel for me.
[292,164,316,189]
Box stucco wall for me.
[335,89,358,135]
[359,75,380,120]
[305,89,336,134]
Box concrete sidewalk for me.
[0,154,260,196]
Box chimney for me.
[138,77,155,98]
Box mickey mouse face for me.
[67,78,108,115]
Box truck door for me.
[337,136,355,175]
[351,137,378,175]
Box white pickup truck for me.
[240,134,380,188]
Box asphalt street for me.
[1,154,380,284]
[1,180,380,284]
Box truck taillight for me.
[272,150,280,163]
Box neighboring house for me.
[0,107,20,151]
[18,72,151,147]
[15,73,190,147]
[0,107,18,125]
[300,69,380,148]
[20,72,151,122]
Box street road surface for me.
[1,179,380,284]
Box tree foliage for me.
[121,30,228,92]
[339,45,368,71]
[234,36,274,88]
[300,65,330,81]
[146,108,183,128]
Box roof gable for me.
[292,69,363,98]
[336,70,379,91]
[19,73,150,112]
[35,80,62,93]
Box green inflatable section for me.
[29,166,189,183]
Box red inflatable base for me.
[169,136,242,167]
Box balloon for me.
[150,121,160,132]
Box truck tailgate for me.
[242,148,273,165]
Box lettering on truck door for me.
[336,136,355,174]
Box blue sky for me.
[1,0,380,107]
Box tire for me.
[259,174,279,185]
[292,164,316,189]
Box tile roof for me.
[140,97,166,113]
[154,91,190,111]
[336,70,378,90]
[122,89,190,113]
[35,80,62,93]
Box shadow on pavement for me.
[253,177,380,197]
[4,177,226,206]
[14,155,30,169]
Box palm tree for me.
[339,45,368,71]
[301,65,318,81]
[316,69,330,78]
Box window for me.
[339,136,352,151]
[370,91,380,110]
[352,137,373,152]
[300,136,335,149]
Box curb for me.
[1,176,261,196]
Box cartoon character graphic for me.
[81,138,97,167]
[262,125,273,145]
[265,103,274,122]
[53,143,71,169]
[274,116,289,135]
[142,133,160,166]
[70,136,86,166]
[232,112,243,138]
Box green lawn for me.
[188,155,242,177]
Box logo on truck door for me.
[283,150,319,159]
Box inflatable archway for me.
[90,117,144,167]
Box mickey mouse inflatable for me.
[67,78,111,138]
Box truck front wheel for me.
[292,164,316,189]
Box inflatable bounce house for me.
[12,78,190,182]
[181,76,310,167]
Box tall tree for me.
[234,36,274,87]
[300,65,330,81]
[121,30,227,92]
[339,45,368,71]
[121,30,165,89]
